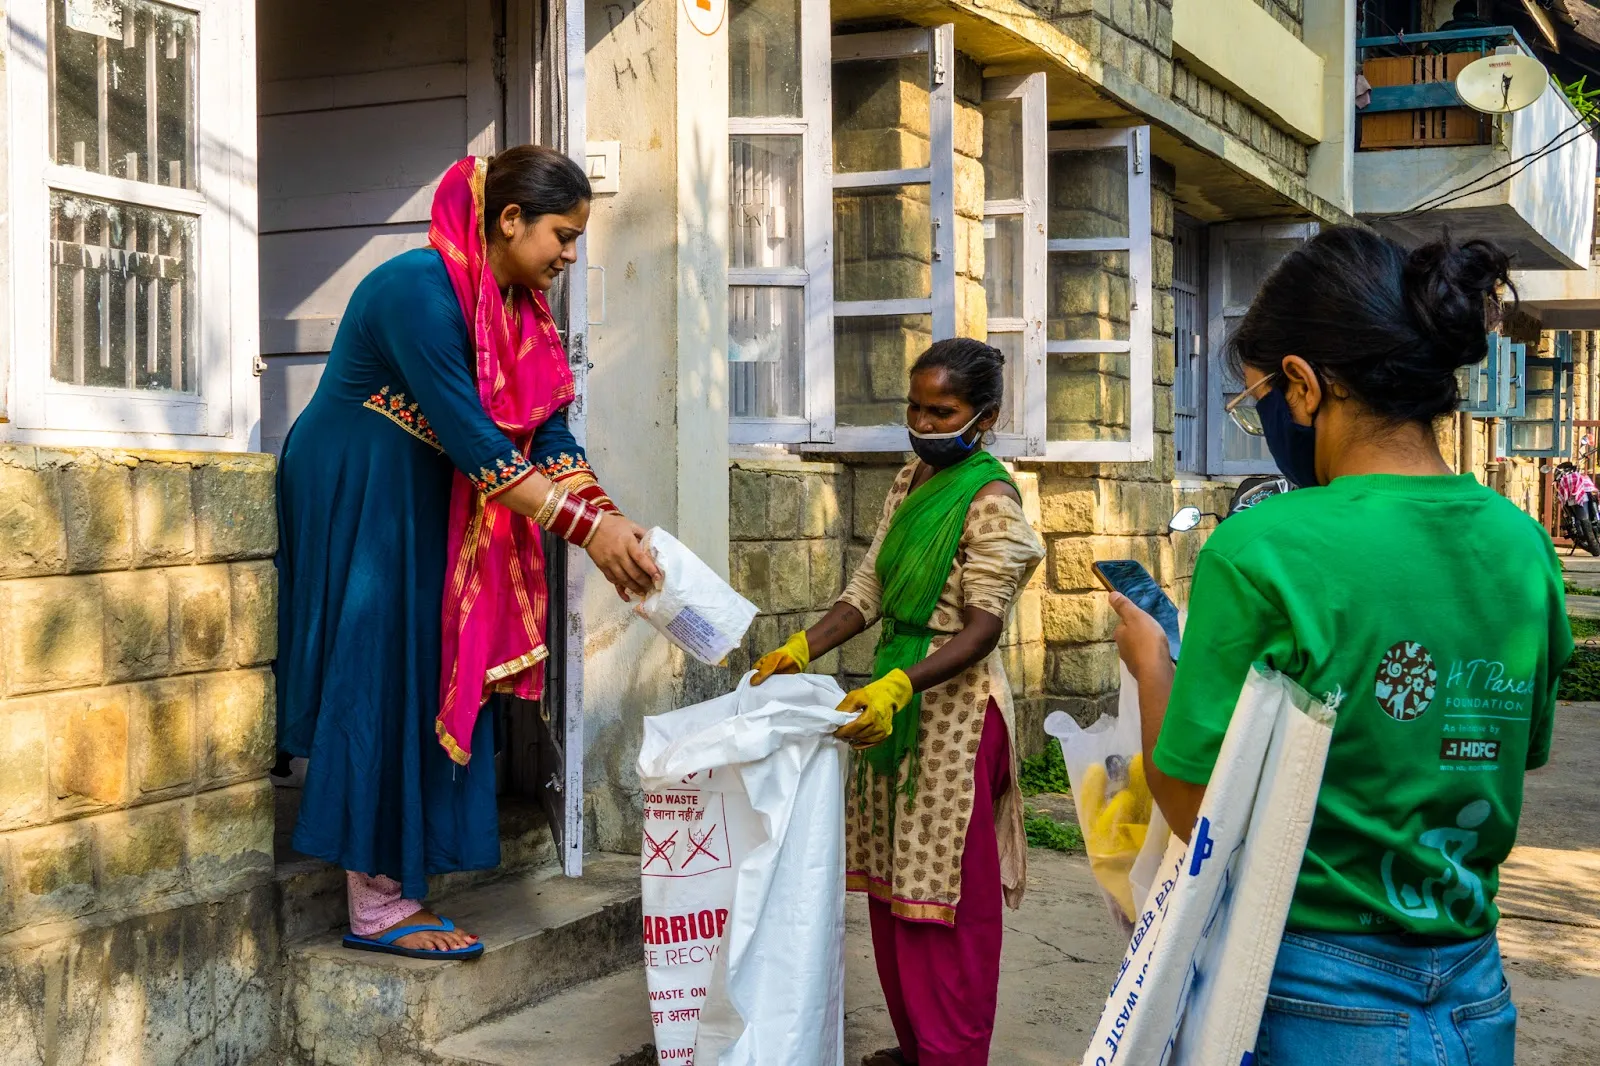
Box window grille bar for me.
[146,12,159,185]
[96,37,109,176]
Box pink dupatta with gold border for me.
[430,156,575,765]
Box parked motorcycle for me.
[1553,455,1600,557]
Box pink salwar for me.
[346,871,423,937]
[867,705,1010,1066]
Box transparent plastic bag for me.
[1045,664,1168,930]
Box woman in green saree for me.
[752,338,1045,1066]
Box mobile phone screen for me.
[1094,560,1182,661]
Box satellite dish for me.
[1456,52,1549,114]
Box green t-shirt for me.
[1156,473,1571,938]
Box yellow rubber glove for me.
[751,631,811,686]
[834,669,913,748]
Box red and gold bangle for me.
[546,490,605,547]
[568,479,621,515]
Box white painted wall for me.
[1172,0,1325,142]
[1305,0,1355,212]
[580,0,729,851]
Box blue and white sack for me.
[1082,665,1335,1066]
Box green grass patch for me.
[1024,811,1085,853]
[1571,615,1600,641]
[1019,741,1070,796]
[1560,644,1600,701]
[1566,582,1600,598]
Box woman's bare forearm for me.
[803,602,869,660]
[492,471,557,518]
[904,607,1003,693]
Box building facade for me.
[1,0,1597,1061]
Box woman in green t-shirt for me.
[1109,227,1571,1066]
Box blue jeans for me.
[1255,930,1515,1066]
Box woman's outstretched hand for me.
[751,632,811,685]
[585,514,661,600]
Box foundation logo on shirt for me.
[1374,640,1438,722]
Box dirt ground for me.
[841,702,1600,1065]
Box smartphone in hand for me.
[1092,559,1182,662]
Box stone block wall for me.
[1029,0,1312,180]
[0,445,278,1065]
[1252,0,1303,37]
[726,460,853,680]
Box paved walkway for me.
[841,703,1600,1064]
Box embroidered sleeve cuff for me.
[537,452,620,513]
[476,454,538,498]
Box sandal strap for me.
[373,916,456,945]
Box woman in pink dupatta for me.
[274,147,658,958]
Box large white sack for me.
[634,528,759,666]
[638,672,853,1066]
[1081,665,1334,1066]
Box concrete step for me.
[273,793,558,943]
[279,853,642,1066]
[434,968,655,1066]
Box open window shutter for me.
[980,71,1045,457]
[1507,334,1574,458]
[1035,126,1153,463]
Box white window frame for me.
[1039,126,1153,463]
[6,0,258,448]
[1205,221,1317,476]
[728,0,833,446]
[980,72,1046,458]
[815,23,956,453]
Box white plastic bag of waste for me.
[637,672,853,1066]
[633,527,759,666]
[1081,665,1335,1066]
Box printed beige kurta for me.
[840,460,1045,924]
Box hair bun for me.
[1401,236,1515,371]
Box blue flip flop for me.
[342,916,485,960]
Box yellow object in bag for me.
[1080,754,1155,921]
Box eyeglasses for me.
[1223,373,1280,437]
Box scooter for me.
[1169,474,1294,533]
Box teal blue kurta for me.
[275,248,584,900]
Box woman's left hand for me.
[585,514,661,600]
[1108,592,1175,687]
[835,669,913,748]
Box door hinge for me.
[493,33,507,86]
[1133,132,1144,175]
[934,50,947,87]
[252,355,267,377]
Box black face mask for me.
[1257,388,1319,488]
[908,411,984,468]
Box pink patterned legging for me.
[346,871,423,937]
